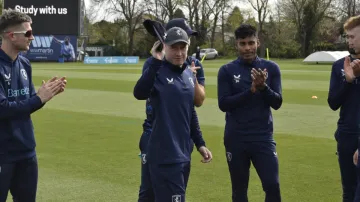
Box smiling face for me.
[164,42,188,66]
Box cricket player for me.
[133,27,212,202]
[51,35,76,62]
[328,15,360,202]
[137,18,206,202]
[0,9,67,202]
[217,24,282,202]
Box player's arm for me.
[190,106,206,150]
[259,64,282,110]
[29,68,46,112]
[190,107,212,163]
[133,57,162,100]
[193,60,205,107]
[217,66,253,112]
[327,63,351,111]
[0,81,43,119]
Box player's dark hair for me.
[234,24,257,39]
[0,9,32,34]
[344,15,360,31]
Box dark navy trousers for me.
[335,130,358,202]
[0,155,38,202]
[138,132,191,202]
[225,139,281,202]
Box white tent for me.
[303,51,350,63]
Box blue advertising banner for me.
[22,35,77,62]
[83,56,139,64]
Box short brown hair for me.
[344,15,360,31]
[0,9,32,33]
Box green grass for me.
[5,59,343,201]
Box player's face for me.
[236,36,259,61]
[164,42,188,66]
[346,26,360,55]
[12,22,34,51]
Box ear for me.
[257,38,260,48]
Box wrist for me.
[258,84,268,92]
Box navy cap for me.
[164,27,189,46]
[165,18,198,36]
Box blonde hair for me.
[344,15,360,31]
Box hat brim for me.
[143,19,166,43]
[165,39,189,46]
[188,30,198,36]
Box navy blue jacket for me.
[142,56,205,133]
[217,57,282,141]
[0,49,44,163]
[134,57,206,164]
[328,56,360,135]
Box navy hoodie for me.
[142,56,205,133]
[217,56,282,141]
[328,56,360,135]
[0,49,44,163]
[133,57,206,164]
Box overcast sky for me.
[83,0,278,22]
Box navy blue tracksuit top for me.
[133,57,206,164]
[0,49,44,163]
[217,57,282,141]
[328,56,360,135]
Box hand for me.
[251,81,256,93]
[190,61,201,76]
[151,40,165,60]
[354,149,358,166]
[344,56,355,83]
[251,68,267,90]
[37,77,67,103]
[198,146,212,163]
[351,59,360,77]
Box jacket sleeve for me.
[260,63,283,110]
[0,81,43,119]
[190,107,206,150]
[133,57,162,100]
[327,62,352,111]
[217,65,253,112]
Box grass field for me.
[6,59,344,201]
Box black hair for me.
[234,24,257,39]
[0,9,32,33]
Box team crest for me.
[189,77,194,87]
[226,152,232,162]
[20,69,27,80]
[176,29,182,36]
[172,195,181,202]
[141,154,147,164]
[233,75,240,83]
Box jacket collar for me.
[237,56,261,67]
[163,59,187,73]
[0,48,19,64]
